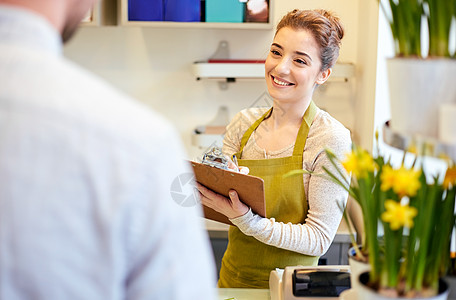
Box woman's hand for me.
[196,183,249,219]
[226,155,250,174]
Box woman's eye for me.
[295,59,307,65]
[270,49,281,56]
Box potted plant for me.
[379,0,456,140]
[321,141,456,299]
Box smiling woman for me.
[196,9,352,289]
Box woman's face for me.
[265,27,329,105]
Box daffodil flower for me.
[406,144,418,155]
[443,166,456,189]
[381,200,418,230]
[342,149,376,179]
[380,165,421,198]
[380,165,396,192]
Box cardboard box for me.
[128,0,201,22]
[128,0,163,21]
[165,0,201,22]
[205,0,245,23]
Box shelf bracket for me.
[210,40,230,60]
[217,77,236,90]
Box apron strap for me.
[236,102,318,159]
[292,101,318,156]
[236,108,272,159]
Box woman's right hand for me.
[226,155,249,174]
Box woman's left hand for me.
[196,183,249,219]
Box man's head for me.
[0,0,97,43]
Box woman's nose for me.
[274,57,291,75]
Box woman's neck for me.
[268,99,311,129]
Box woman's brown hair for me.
[275,9,344,71]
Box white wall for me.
[64,0,379,159]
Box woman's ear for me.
[316,68,332,85]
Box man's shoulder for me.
[14,54,179,150]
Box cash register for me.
[269,265,351,300]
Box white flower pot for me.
[387,58,456,140]
[357,271,450,300]
[348,246,370,293]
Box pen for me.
[232,154,239,172]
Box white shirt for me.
[223,107,351,256]
[0,5,216,300]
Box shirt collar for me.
[0,4,62,56]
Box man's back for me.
[0,5,216,299]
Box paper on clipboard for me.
[190,161,266,225]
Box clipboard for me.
[190,161,266,225]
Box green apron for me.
[219,101,319,288]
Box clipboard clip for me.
[201,147,229,170]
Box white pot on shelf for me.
[439,103,456,145]
[387,58,456,140]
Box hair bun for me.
[317,9,344,40]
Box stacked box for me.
[165,0,201,22]
[128,0,201,22]
[205,0,245,23]
[128,0,163,21]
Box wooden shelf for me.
[118,0,274,29]
[80,3,101,26]
[192,61,356,81]
[80,0,117,27]
[193,61,265,79]
[119,21,273,29]
[382,121,456,161]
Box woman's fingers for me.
[195,183,214,207]
[195,183,249,219]
[228,190,239,202]
[239,166,249,175]
[196,183,219,201]
[196,183,227,208]
[228,190,249,217]
[225,157,239,172]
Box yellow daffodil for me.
[407,144,418,155]
[381,200,418,230]
[443,166,456,189]
[380,165,421,198]
[342,149,377,179]
[380,165,396,192]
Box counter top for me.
[217,288,350,300]
[217,288,270,300]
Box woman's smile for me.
[271,75,295,87]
